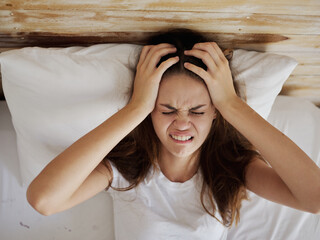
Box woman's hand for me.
[184,42,238,111]
[129,43,179,114]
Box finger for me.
[157,56,180,78]
[184,48,217,70]
[137,45,152,68]
[192,42,222,66]
[184,62,210,82]
[144,43,176,66]
[147,47,177,70]
[209,42,229,63]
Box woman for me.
[26,28,320,239]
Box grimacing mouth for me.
[169,134,194,141]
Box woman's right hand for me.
[129,43,179,114]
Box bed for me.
[0,100,114,240]
[0,1,320,239]
[1,95,320,240]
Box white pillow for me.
[0,44,297,186]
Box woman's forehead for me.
[158,74,211,104]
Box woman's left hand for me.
[184,42,238,111]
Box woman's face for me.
[151,73,216,161]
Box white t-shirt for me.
[106,161,228,240]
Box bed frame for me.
[0,0,319,105]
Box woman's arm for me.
[27,43,179,215]
[27,102,149,214]
[221,96,320,214]
[184,42,320,214]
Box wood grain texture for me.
[1,10,319,35]
[0,31,291,48]
[282,76,320,106]
[1,0,319,15]
[1,33,319,53]
[0,0,319,105]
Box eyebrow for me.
[160,104,207,111]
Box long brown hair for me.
[104,28,262,227]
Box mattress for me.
[1,96,319,240]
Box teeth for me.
[171,135,192,141]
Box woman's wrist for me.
[126,100,152,118]
[215,95,244,118]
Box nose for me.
[173,112,191,130]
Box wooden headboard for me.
[1,0,319,105]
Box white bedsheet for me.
[0,101,114,240]
[1,96,320,240]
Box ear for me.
[213,110,217,120]
[210,103,217,120]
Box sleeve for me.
[103,159,131,194]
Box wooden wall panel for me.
[1,33,319,53]
[1,10,319,36]
[282,76,320,105]
[0,0,319,105]
[1,0,319,15]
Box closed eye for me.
[191,112,204,115]
[162,112,175,115]
[161,112,204,115]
